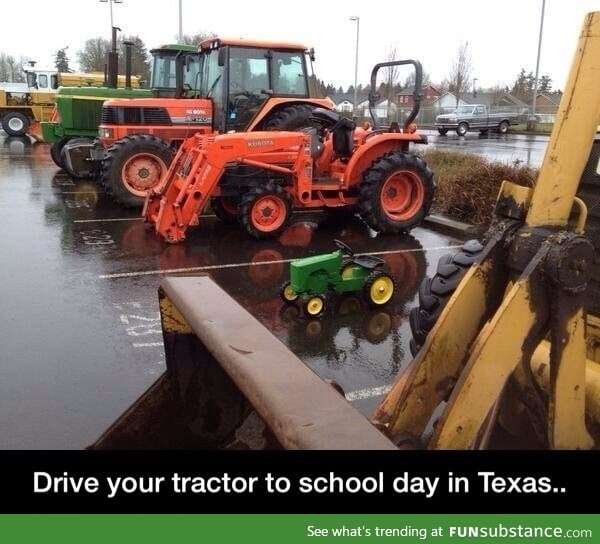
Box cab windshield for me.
[151,52,178,89]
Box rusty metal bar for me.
[159,275,397,450]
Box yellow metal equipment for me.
[373,11,600,449]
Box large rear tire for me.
[101,134,173,208]
[358,152,434,233]
[238,182,291,239]
[1,111,30,137]
[408,239,483,356]
[262,104,317,130]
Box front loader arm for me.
[143,131,311,243]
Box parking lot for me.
[0,130,548,448]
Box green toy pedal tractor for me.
[280,239,397,317]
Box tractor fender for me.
[344,133,426,188]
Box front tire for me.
[280,281,299,303]
[498,121,509,134]
[2,111,30,137]
[358,152,434,233]
[101,134,173,208]
[50,137,71,169]
[304,295,326,317]
[456,122,468,136]
[238,182,291,239]
[364,270,396,306]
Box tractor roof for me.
[199,37,310,52]
[150,44,197,53]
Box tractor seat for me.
[310,108,356,158]
[351,255,384,269]
[310,108,342,125]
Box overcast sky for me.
[1,0,598,91]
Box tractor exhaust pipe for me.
[107,26,121,88]
[123,40,133,90]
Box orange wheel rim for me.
[251,195,287,232]
[380,170,425,221]
[121,153,167,196]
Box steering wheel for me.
[230,81,251,97]
[334,239,354,256]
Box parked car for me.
[435,104,519,136]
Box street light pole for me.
[99,0,123,36]
[350,16,360,118]
[178,0,183,43]
[531,0,546,119]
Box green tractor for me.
[41,33,198,177]
[281,239,397,317]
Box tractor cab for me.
[150,44,201,98]
[199,37,319,133]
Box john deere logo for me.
[248,139,274,148]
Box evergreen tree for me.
[118,35,151,84]
[54,47,71,72]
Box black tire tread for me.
[262,104,317,131]
[409,239,484,354]
[1,111,30,137]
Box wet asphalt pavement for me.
[0,130,548,448]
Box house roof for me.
[398,84,441,96]
[327,92,370,105]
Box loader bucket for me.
[89,275,396,450]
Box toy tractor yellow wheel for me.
[304,295,326,317]
[280,281,299,303]
[364,270,396,306]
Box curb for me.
[424,214,479,236]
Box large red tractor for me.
[97,37,335,207]
[144,60,434,242]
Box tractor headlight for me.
[98,127,113,139]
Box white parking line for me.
[98,245,464,279]
[345,384,392,402]
[74,209,324,224]
[74,217,143,223]
[132,342,164,348]
[60,191,106,195]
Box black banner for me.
[1,450,596,513]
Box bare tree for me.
[447,41,473,106]
[77,37,111,72]
[383,45,400,121]
[403,70,431,89]
[179,31,215,46]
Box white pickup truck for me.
[435,104,519,136]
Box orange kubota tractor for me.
[97,37,335,207]
[143,60,434,241]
